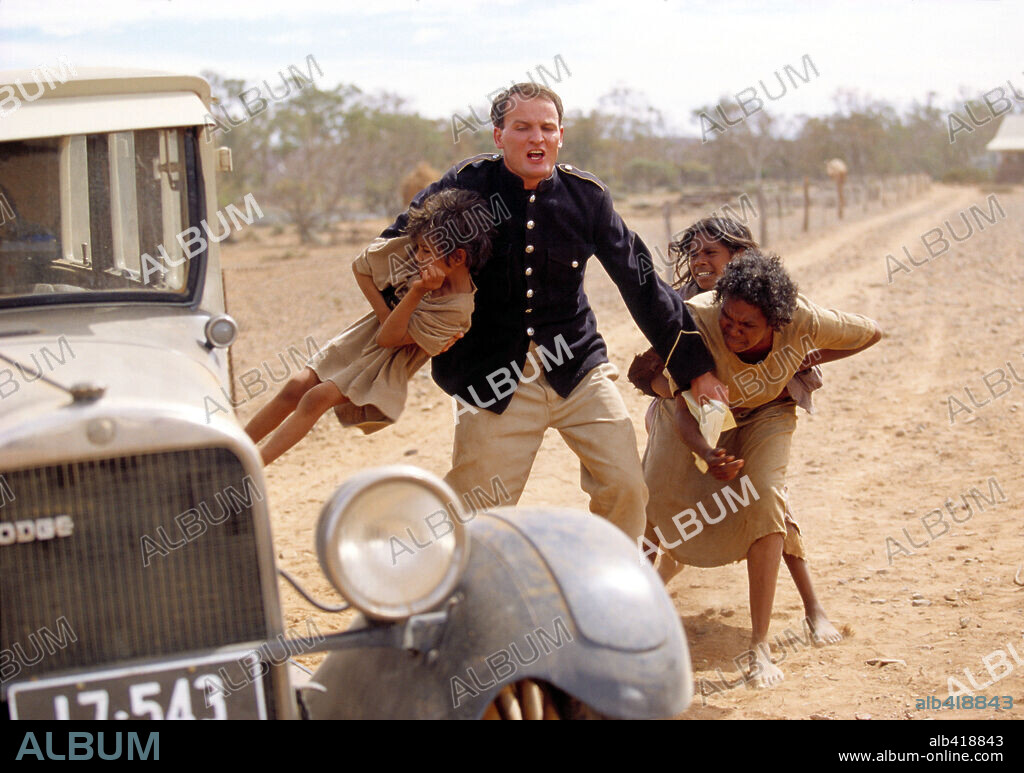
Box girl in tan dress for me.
[643,250,881,687]
[245,189,493,465]
[632,218,837,648]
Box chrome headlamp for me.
[204,313,238,349]
[316,466,470,620]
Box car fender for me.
[305,507,691,719]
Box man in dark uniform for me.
[380,83,725,539]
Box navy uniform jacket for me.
[381,154,714,414]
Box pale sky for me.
[1,0,1020,137]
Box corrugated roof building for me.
[986,114,1024,182]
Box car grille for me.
[0,448,272,690]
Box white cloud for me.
[410,26,445,45]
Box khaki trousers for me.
[444,359,647,539]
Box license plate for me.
[7,650,268,720]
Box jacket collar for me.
[497,156,559,194]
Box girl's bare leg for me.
[245,367,321,444]
[655,552,679,581]
[258,379,348,466]
[656,554,684,584]
[642,520,685,583]
[783,550,842,644]
[643,520,660,565]
[746,532,785,688]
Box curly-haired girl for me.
[643,250,881,687]
[245,188,493,465]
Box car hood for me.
[0,307,231,431]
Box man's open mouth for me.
[527,150,545,160]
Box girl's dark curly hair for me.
[714,250,798,331]
[669,216,759,289]
[404,188,494,274]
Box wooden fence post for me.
[757,186,767,245]
[802,177,810,232]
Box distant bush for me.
[941,167,992,184]
[624,158,677,191]
[677,161,712,186]
[976,183,1018,195]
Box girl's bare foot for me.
[748,642,784,688]
[806,606,842,645]
[783,554,841,643]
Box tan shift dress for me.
[307,236,475,434]
[643,292,876,567]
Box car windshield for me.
[0,128,201,306]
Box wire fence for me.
[654,174,933,251]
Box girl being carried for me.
[246,189,493,465]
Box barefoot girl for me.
[642,250,881,687]
[245,189,493,465]
[632,218,838,644]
